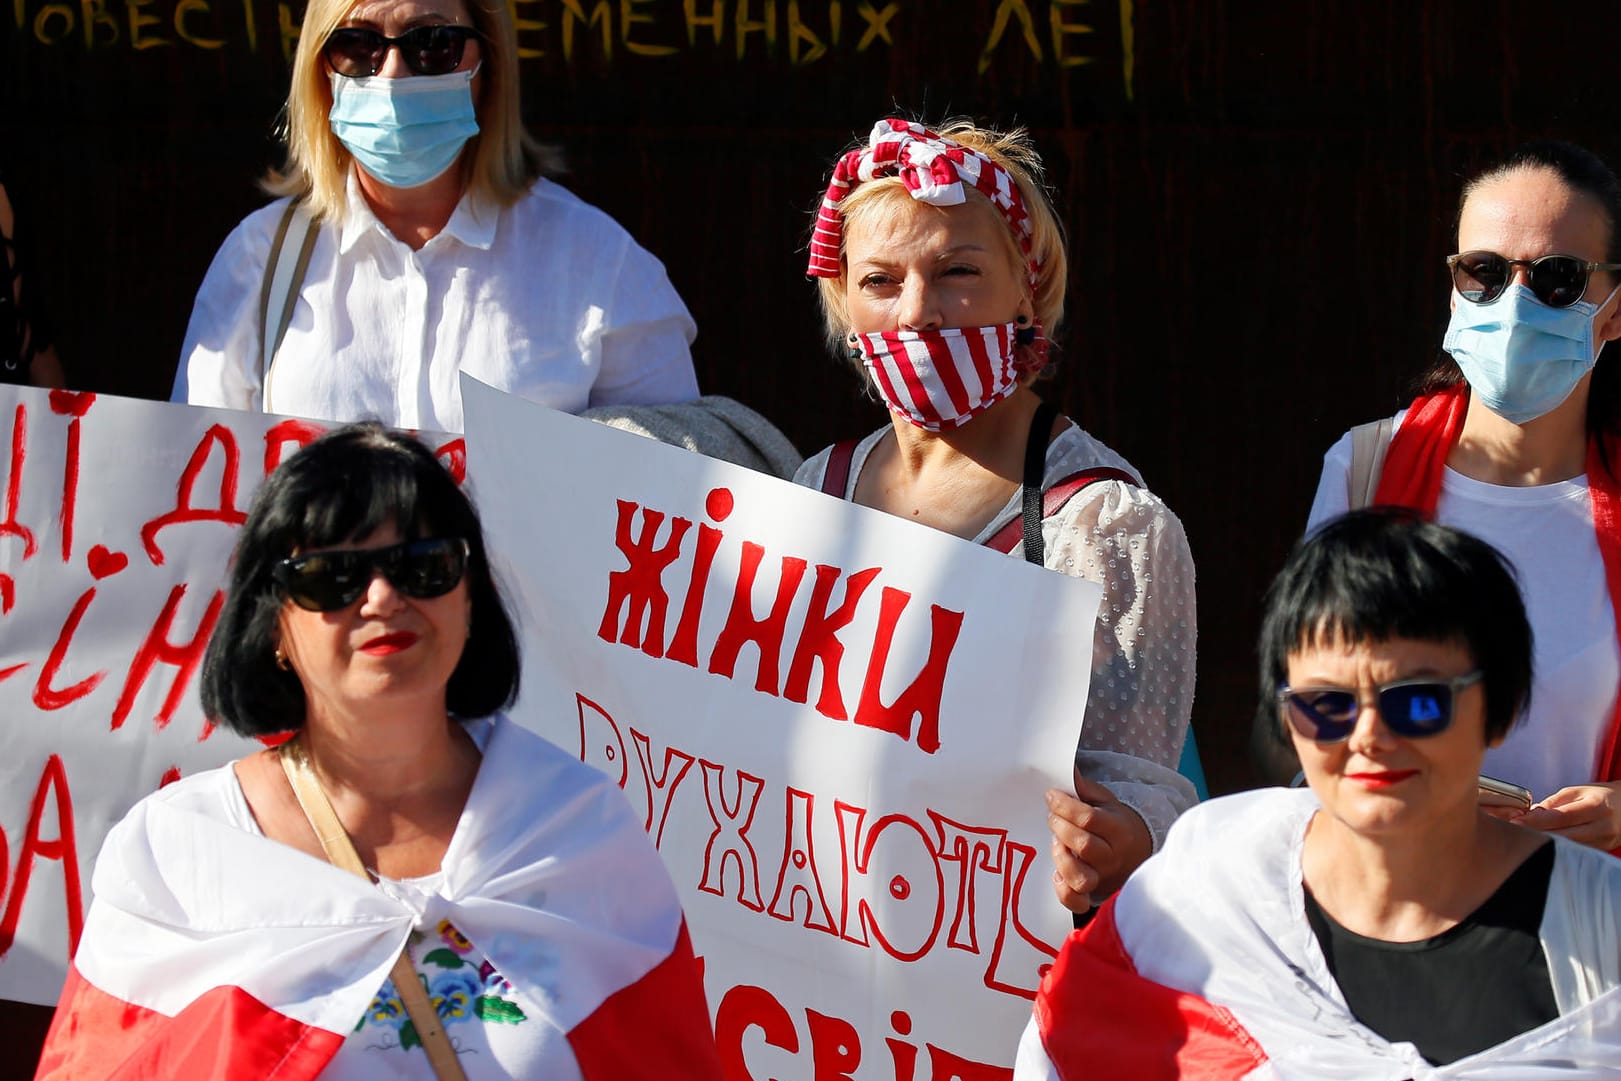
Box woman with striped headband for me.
[796,118,1198,914]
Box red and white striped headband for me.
[807,118,1040,286]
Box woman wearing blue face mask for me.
[171,0,699,434]
[1296,141,1621,854]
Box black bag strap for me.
[1020,399,1062,564]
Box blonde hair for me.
[813,119,1068,353]
[263,0,561,220]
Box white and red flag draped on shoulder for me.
[1015,789,1621,1081]
[34,718,721,1081]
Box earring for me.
[275,647,291,671]
[1014,317,1037,346]
[847,332,862,362]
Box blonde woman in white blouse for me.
[172,0,697,433]
[796,118,1197,914]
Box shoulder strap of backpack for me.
[1346,416,1396,510]
[820,439,860,497]
[258,200,318,409]
[984,465,1142,555]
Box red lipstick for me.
[1346,770,1417,788]
[360,632,418,655]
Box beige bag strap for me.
[278,740,468,1081]
[257,201,318,413]
[1346,416,1395,510]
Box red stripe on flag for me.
[1034,901,1269,1081]
[35,966,342,1081]
[568,922,723,1080]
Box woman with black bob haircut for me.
[37,422,724,1079]
[1258,507,1533,749]
[1019,509,1621,1077]
[202,422,519,736]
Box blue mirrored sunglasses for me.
[1277,671,1483,743]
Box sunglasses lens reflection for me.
[1452,252,1590,308]
[1283,682,1456,742]
[1453,253,1507,303]
[1531,258,1587,307]
[324,29,387,76]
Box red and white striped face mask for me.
[850,322,1022,431]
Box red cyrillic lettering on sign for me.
[46,390,95,419]
[668,520,723,667]
[48,393,94,562]
[1,403,38,559]
[262,418,326,475]
[783,565,881,722]
[576,693,629,788]
[806,1008,862,1081]
[767,787,837,934]
[0,755,84,960]
[33,587,107,710]
[853,590,964,754]
[929,814,1008,954]
[837,806,945,963]
[981,841,1060,999]
[0,574,14,615]
[714,984,798,1081]
[707,542,808,695]
[597,500,691,657]
[697,760,765,911]
[0,661,25,682]
[434,438,466,484]
[159,767,182,788]
[140,424,250,566]
[886,1010,921,1081]
[667,488,735,667]
[110,585,226,735]
[629,727,695,848]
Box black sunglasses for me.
[1277,671,1483,744]
[274,537,470,612]
[1447,250,1621,309]
[323,24,480,78]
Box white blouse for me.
[795,423,1199,849]
[172,174,699,434]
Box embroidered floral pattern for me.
[354,920,528,1052]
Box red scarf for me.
[1376,384,1621,785]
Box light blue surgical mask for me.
[1442,282,1618,424]
[328,68,479,190]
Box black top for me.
[1304,841,1559,1066]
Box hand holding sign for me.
[1045,771,1152,915]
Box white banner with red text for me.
[463,377,1098,1079]
[0,386,465,1006]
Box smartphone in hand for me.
[1478,774,1533,810]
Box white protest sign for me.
[463,377,1099,1078]
[0,386,464,1005]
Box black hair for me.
[200,423,520,736]
[1415,140,1621,469]
[1257,508,1532,745]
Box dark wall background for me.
[5,1,1619,800]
